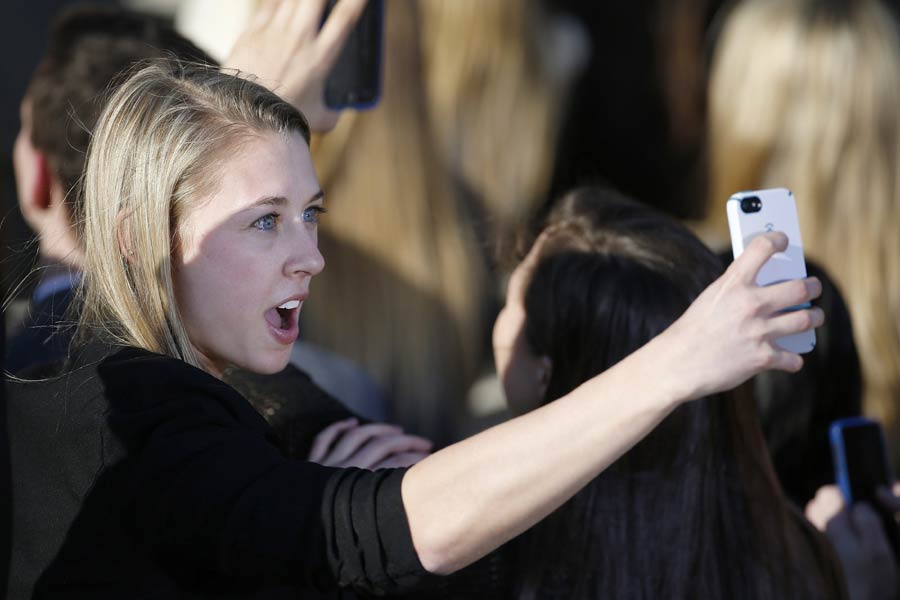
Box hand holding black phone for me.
[830,417,900,557]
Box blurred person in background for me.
[6,4,211,373]
[494,187,845,599]
[706,0,900,469]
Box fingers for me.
[307,417,358,462]
[766,349,804,373]
[806,484,846,531]
[326,422,404,464]
[765,306,824,339]
[271,0,296,29]
[250,0,281,30]
[291,0,329,38]
[316,0,370,70]
[756,277,822,316]
[345,434,433,469]
[729,231,788,284]
[308,418,433,469]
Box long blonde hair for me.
[419,0,568,251]
[707,0,900,457]
[77,60,309,369]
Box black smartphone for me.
[830,417,900,556]
[322,0,383,110]
[831,417,892,504]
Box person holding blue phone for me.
[802,417,900,600]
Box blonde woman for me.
[5,58,823,597]
[706,0,900,466]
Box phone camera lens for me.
[741,197,762,213]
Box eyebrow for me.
[241,190,326,212]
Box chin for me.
[238,351,291,376]
[253,358,291,375]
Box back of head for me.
[26,3,214,238]
[511,187,835,599]
[707,0,900,466]
[78,60,309,369]
[523,189,723,404]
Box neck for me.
[37,185,85,269]
[39,236,84,270]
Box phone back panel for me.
[727,188,815,353]
[323,0,383,109]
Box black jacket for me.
[5,343,426,598]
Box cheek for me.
[12,132,32,195]
[174,232,252,319]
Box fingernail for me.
[807,277,822,297]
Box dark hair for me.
[751,259,863,507]
[25,3,215,231]
[510,187,840,599]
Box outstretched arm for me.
[403,232,825,574]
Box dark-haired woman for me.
[493,187,847,599]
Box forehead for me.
[185,130,317,215]
[179,131,319,228]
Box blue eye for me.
[252,213,278,231]
[302,206,326,224]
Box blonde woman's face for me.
[173,131,324,378]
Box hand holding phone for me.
[831,417,893,505]
[224,0,371,132]
[830,417,900,557]
[726,188,816,354]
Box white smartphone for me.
[726,188,816,354]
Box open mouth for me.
[266,299,300,331]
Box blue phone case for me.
[829,416,892,503]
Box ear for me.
[116,209,136,264]
[20,150,53,214]
[536,355,553,399]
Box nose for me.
[283,226,325,278]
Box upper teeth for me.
[279,300,300,310]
